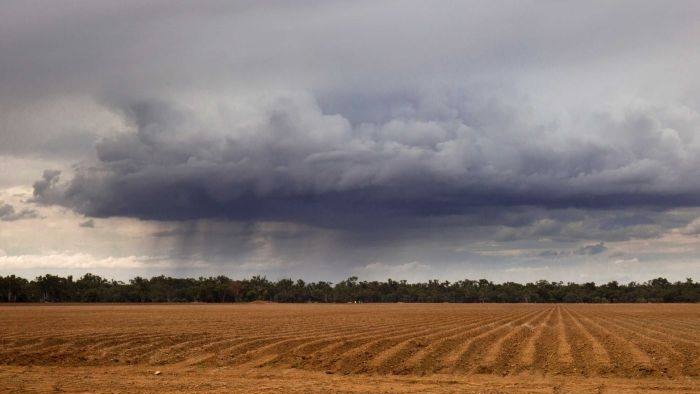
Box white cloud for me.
[680,217,700,235]
[0,253,171,270]
[504,265,551,273]
[352,261,432,281]
[613,258,640,267]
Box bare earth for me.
[0,303,698,393]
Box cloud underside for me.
[1,1,700,283]
[31,92,700,228]
[0,203,37,222]
[0,1,694,230]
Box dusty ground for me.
[0,303,698,393]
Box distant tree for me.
[0,273,697,303]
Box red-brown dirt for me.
[0,303,698,393]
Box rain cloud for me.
[2,1,700,281]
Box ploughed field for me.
[1,304,699,393]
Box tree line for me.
[0,274,698,303]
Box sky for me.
[1,0,700,283]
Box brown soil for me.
[0,303,698,393]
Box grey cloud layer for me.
[0,203,37,222]
[2,1,697,99]
[3,1,700,281]
[31,91,700,225]
[9,1,696,226]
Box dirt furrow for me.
[595,313,699,377]
[298,314,471,372]
[271,314,444,367]
[633,318,700,341]
[459,307,551,374]
[567,307,654,377]
[439,308,544,373]
[367,315,491,374]
[588,312,682,376]
[330,315,475,374]
[517,306,560,373]
[561,306,611,376]
[404,310,534,374]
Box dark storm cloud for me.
[32,170,62,202]
[3,0,700,268]
[30,92,700,229]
